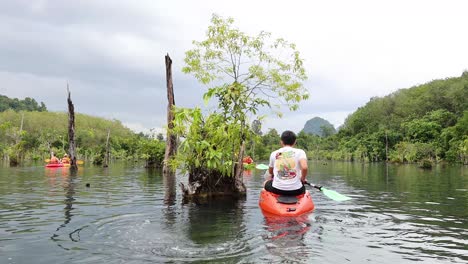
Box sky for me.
[1,0,467,134]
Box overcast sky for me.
[1,0,467,134]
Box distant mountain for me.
[301,117,336,137]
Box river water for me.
[0,162,466,263]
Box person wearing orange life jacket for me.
[243,156,253,164]
[49,152,60,164]
[61,154,70,164]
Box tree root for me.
[180,167,246,202]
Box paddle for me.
[255,163,351,202]
[255,164,269,170]
[304,182,351,201]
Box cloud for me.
[0,0,467,135]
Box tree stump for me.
[163,54,177,175]
[67,85,78,170]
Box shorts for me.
[264,180,305,196]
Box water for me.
[0,162,467,263]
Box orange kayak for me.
[259,189,315,217]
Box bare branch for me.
[213,63,235,79]
[226,45,237,81]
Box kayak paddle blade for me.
[321,188,352,201]
[255,164,269,170]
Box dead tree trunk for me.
[234,142,247,193]
[163,54,177,175]
[67,84,78,170]
[385,130,388,163]
[103,128,110,168]
[18,112,24,142]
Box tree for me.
[156,133,164,141]
[172,14,309,199]
[320,125,335,138]
[252,120,262,136]
[139,139,165,168]
[0,95,48,112]
[248,119,263,159]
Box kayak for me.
[45,163,70,168]
[46,163,63,168]
[259,189,315,217]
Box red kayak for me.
[259,189,315,217]
[45,163,70,168]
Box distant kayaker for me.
[264,130,308,196]
[243,155,253,164]
[61,154,70,164]
[49,152,60,164]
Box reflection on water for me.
[50,168,77,250]
[0,162,466,263]
[163,169,176,231]
[163,170,176,205]
[186,198,245,245]
[262,214,312,262]
[263,214,310,240]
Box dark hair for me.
[281,130,296,145]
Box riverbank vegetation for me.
[0,107,165,167]
[0,95,47,112]
[251,72,468,164]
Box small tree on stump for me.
[171,14,309,200]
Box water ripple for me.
[0,163,467,263]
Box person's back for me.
[50,152,59,164]
[264,131,308,196]
[61,154,70,164]
[270,146,306,190]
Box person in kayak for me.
[61,154,70,164]
[243,155,253,164]
[49,152,60,164]
[264,130,308,196]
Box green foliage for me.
[175,14,309,178]
[156,133,164,141]
[183,14,308,114]
[0,110,164,166]
[402,119,441,143]
[252,128,281,160]
[337,73,468,164]
[0,95,47,112]
[171,108,246,176]
[139,138,165,167]
[252,120,262,136]
[250,73,468,164]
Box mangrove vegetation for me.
[252,72,468,165]
[0,101,165,167]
